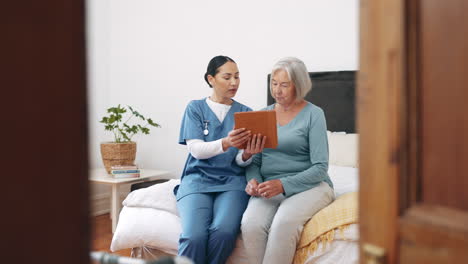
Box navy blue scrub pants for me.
[177,190,249,264]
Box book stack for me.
[110,165,140,178]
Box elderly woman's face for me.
[209,61,240,99]
[271,69,296,105]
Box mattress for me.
[130,233,250,264]
[130,224,358,264]
[131,224,359,264]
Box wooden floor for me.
[91,213,131,257]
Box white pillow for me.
[123,179,180,215]
[328,165,359,197]
[111,206,181,253]
[327,131,359,167]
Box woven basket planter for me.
[100,141,137,174]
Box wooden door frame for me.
[2,1,90,264]
[358,0,405,263]
[359,0,468,263]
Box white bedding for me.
[133,230,365,264]
[110,165,359,263]
[113,205,357,264]
[122,179,180,214]
[111,206,180,254]
[112,205,250,263]
[304,224,359,264]
[327,165,358,198]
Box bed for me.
[110,71,359,264]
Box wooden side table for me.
[89,168,172,232]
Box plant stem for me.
[112,130,119,143]
[124,113,135,126]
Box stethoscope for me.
[203,120,210,136]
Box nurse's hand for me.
[242,134,266,161]
[258,179,284,199]
[245,179,260,196]
[222,128,251,151]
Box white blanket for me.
[123,179,181,215]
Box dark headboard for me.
[267,71,356,133]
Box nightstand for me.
[89,168,171,232]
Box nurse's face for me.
[208,61,240,102]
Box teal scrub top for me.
[174,98,252,200]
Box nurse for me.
[175,55,266,264]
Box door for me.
[358,0,468,263]
[1,1,89,264]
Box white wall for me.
[86,0,358,206]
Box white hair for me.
[270,57,312,101]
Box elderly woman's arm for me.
[280,109,330,197]
[246,154,264,184]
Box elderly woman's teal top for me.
[246,102,333,197]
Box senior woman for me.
[241,57,335,264]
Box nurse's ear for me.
[207,75,215,88]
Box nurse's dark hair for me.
[204,55,236,88]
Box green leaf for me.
[117,105,126,113]
[108,105,126,115]
[124,127,133,134]
[107,107,116,114]
[147,118,161,127]
[117,128,129,142]
[141,127,150,134]
[100,117,109,124]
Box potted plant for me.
[100,104,161,174]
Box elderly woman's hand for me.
[222,128,251,150]
[245,179,260,196]
[258,179,284,199]
[242,134,266,161]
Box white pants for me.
[241,181,335,264]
